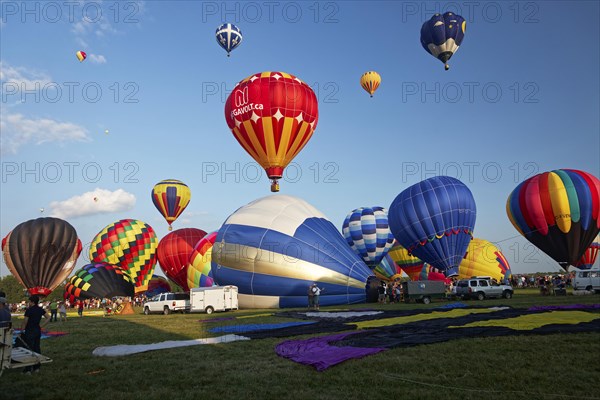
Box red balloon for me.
[157,228,206,292]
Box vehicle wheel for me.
[422,296,431,305]
[205,306,214,315]
[163,306,170,315]
[144,307,150,315]
[586,286,593,292]
[503,291,513,299]
[477,292,485,301]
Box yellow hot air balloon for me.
[458,238,512,282]
[360,71,381,97]
[151,179,191,231]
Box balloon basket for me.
[270,182,280,192]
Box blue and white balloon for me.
[342,207,395,268]
[215,23,243,56]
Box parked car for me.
[143,292,190,315]
[573,267,600,293]
[455,277,513,300]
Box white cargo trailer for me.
[190,286,239,314]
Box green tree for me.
[0,275,29,303]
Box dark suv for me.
[455,277,513,300]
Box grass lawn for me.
[2,290,599,400]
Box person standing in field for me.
[21,295,50,374]
[77,300,84,317]
[58,302,67,322]
[49,300,58,322]
[0,292,11,328]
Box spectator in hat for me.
[0,291,11,328]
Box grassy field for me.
[2,290,600,400]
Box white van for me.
[189,286,239,314]
[573,268,600,293]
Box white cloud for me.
[88,54,107,64]
[0,112,91,155]
[0,61,52,91]
[49,188,136,219]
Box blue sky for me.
[1,0,599,279]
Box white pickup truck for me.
[143,292,190,315]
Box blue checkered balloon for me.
[342,207,395,268]
[215,23,243,56]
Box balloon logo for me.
[420,12,466,70]
[360,71,381,97]
[151,179,191,231]
[212,195,374,308]
[224,71,319,192]
[187,231,218,289]
[389,176,476,276]
[507,169,600,270]
[216,23,243,56]
[2,217,82,296]
[89,219,158,293]
[342,206,395,268]
[76,51,87,62]
[157,228,207,292]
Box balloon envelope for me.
[506,169,600,270]
[459,238,511,282]
[342,206,395,268]
[76,50,86,62]
[151,179,191,231]
[373,254,403,282]
[89,219,158,293]
[215,23,243,55]
[212,195,374,308]
[157,228,206,292]
[388,176,476,276]
[187,231,218,289]
[145,275,172,297]
[420,12,466,70]
[575,234,600,270]
[360,71,381,97]
[64,262,134,302]
[388,242,425,281]
[2,217,82,296]
[224,71,319,191]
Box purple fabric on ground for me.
[198,317,236,323]
[275,331,386,371]
[528,304,600,311]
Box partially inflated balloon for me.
[342,207,395,268]
[151,179,191,231]
[145,275,172,297]
[420,12,466,70]
[389,176,476,276]
[575,235,600,270]
[157,228,206,292]
[388,242,426,281]
[360,71,381,97]
[2,218,82,296]
[215,23,243,56]
[187,231,217,289]
[373,254,403,282]
[459,238,511,282]
[507,169,600,270]
[89,219,158,293]
[225,72,319,192]
[419,265,447,282]
[64,262,134,303]
[212,195,375,308]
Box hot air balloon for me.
[151,179,191,231]
[507,169,600,270]
[224,71,319,192]
[459,238,511,282]
[342,207,395,268]
[64,262,134,303]
[2,218,82,296]
[373,254,403,282]
[419,265,447,282]
[89,219,158,293]
[211,195,375,308]
[145,275,172,297]
[187,231,217,289]
[76,51,87,62]
[360,71,381,97]
[216,23,243,56]
[157,228,207,292]
[388,242,426,281]
[389,176,477,276]
[575,235,600,270]
[420,12,466,70]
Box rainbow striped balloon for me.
[151,179,191,231]
[507,169,600,269]
[187,231,217,289]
